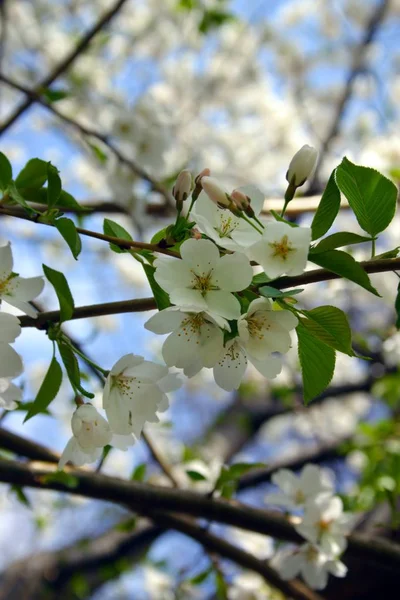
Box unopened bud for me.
[172,169,192,211]
[201,176,231,208]
[192,167,211,202]
[231,189,249,211]
[286,145,319,188]
[191,227,202,240]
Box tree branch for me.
[0,73,173,203]
[0,0,129,135]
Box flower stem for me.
[63,337,109,377]
[252,214,265,230]
[186,196,196,220]
[280,199,290,218]
[371,238,376,258]
[240,213,263,235]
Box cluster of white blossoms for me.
[0,243,44,410]
[145,147,317,391]
[267,464,354,590]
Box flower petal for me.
[213,341,247,391]
[205,290,241,320]
[0,343,23,378]
[212,253,253,291]
[144,308,185,334]
[0,243,13,279]
[180,238,220,271]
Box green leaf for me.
[374,247,400,259]
[0,152,12,191]
[40,87,70,103]
[15,187,83,210]
[15,158,48,189]
[43,471,79,488]
[311,170,341,240]
[190,568,213,585]
[47,163,62,208]
[300,306,354,356]
[259,286,304,298]
[199,9,234,34]
[186,470,208,481]
[115,517,137,532]
[103,218,133,253]
[310,232,371,254]
[151,228,168,244]
[215,569,228,600]
[310,249,380,296]
[43,264,74,322]
[88,142,108,163]
[395,281,400,330]
[131,463,147,481]
[24,356,63,422]
[297,323,336,404]
[7,181,35,213]
[55,218,82,259]
[142,263,171,310]
[335,157,398,236]
[10,485,31,508]
[57,341,94,399]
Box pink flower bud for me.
[201,176,231,208]
[172,169,192,204]
[231,189,249,211]
[194,167,211,185]
[286,145,319,187]
[191,227,202,240]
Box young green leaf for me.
[42,471,79,488]
[300,306,354,356]
[311,170,341,240]
[55,218,82,259]
[57,341,94,399]
[297,323,336,404]
[259,286,304,298]
[142,263,171,310]
[0,152,12,191]
[310,249,380,296]
[40,87,70,103]
[10,485,31,508]
[131,463,147,481]
[24,356,63,422]
[43,264,74,322]
[186,470,208,481]
[103,218,133,253]
[335,157,398,236]
[270,210,298,227]
[15,158,48,189]
[7,181,35,213]
[47,163,62,208]
[310,232,371,254]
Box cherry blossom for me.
[0,243,44,318]
[103,354,181,437]
[247,221,311,279]
[154,238,253,320]
[295,495,355,555]
[238,298,298,359]
[0,378,22,410]
[192,184,265,252]
[273,543,347,590]
[287,145,319,187]
[265,464,335,510]
[59,404,113,469]
[144,306,229,376]
[0,312,23,378]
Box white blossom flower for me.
[0,312,23,377]
[200,176,231,207]
[193,185,264,251]
[103,354,181,437]
[154,239,253,320]
[144,306,229,376]
[296,495,355,555]
[0,243,44,317]
[264,464,335,510]
[59,404,113,469]
[287,145,319,187]
[0,379,22,410]
[173,169,192,206]
[273,543,347,590]
[213,337,282,391]
[228,572,273,600]
[247,222,311,279]
[238,298,298,359]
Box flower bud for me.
[172,169,192,209]
[286,145,319,188]
[192,167,211,202]
[201,176,231,208]
[231,189,249,211]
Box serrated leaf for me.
[142,263,171,310]
[131,463,147,481]
[15,158,48,189]
[297,323,336,404]
[103,218,133,253]
[300,306,354,356]
[24,356,63,422]
[259,286,304,298]
[310,232,371,254]
[310,249,380,296]
[57,341,94,399]
[311,170,341,240]
[186,469,208,481]
[0,152,12,191]
[335,157,398,236]
[47,163,62,208]
[55,218,82,259]
[43,264,74,322]
[395,281,400,330]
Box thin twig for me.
[142,430,180,487]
